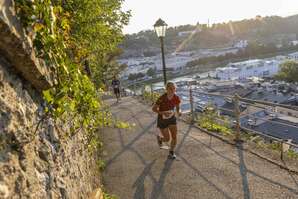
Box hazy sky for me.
[122,0,298,34]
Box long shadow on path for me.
[180,130,298,195]
[130,148,168,199]
[237,143,251,199]
[149,125,192,199]
[133,159,157,199]
[150,125,235,199]
[105,119,156,167]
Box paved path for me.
[102,97,298,199]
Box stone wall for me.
[0,0,53,91]
[0,1,101,198]
[0,55,100,198]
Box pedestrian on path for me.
[152,82,182,159]
[111,75,121,102]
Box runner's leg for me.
[159,128,170,143]
[168,124,177,152]
[115,89,120,102]
[118,89,121,100]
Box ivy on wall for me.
[14,0,131,146]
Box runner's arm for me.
[153,96,163,114]
[152,104,161,114]
[176,104,182,116]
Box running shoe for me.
[168,151,177,159]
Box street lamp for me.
[154,18,168,86]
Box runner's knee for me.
[161,131,170,142]
[169,126,177,140]
[171,134,177,140]
[163,136,170,142]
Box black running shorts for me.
[157,115,177,129]
[114,88,120,94]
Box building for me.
[178,31,194,37]
[290,40,298,46]
[216,59,280,80]
[241,110,298,145]
[153,53,194,72]
[233,40,248,49]
[287,52,298,61]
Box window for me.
[263,70,270,76]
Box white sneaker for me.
[160,145,170,150]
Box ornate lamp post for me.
[154,18,168,86]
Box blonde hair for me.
[166,82,176,89]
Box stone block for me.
[0,183,9,198]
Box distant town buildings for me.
[119,48,298,83]
[119,47,242,80]
[287,52,298,61]
[174,77,298,145]
[233,40,248,49]
[216,59,282,80]
[121,49,298,150]
[118,54,191,79]
[178,31,193,37]
[290,40,298,46]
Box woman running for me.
[111,75,121,102]
[152,82,181,159]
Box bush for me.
[197,106,232,136]
[142,91,160,103]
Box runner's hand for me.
[163,112,172,117]
[176,112,182,117]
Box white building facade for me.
[216,59,281,80]
[287,52,298,61]
[119,53,193,79]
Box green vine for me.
[14,0,130,144]
[198,106,232,136]
[142,90,160,104]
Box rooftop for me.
[242,118,298,144]
[230,59,263,66]
[246,90,291,103]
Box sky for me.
[122,0,298,34]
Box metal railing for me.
[137,83,298,161]
[188,85,298,160]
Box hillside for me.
[120,15,298,58]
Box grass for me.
[196,110,298,160]
[287,149,298,159]
[96,159,106,171]
[103,192,118,199]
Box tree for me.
[128,72,145,81]
[146,67,156,77]
[275,61,298,83]
[14,0,131,137]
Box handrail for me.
[135,86,298,146]
[240,126,298,148]
[187,87,298,147]
[182,109,298,149]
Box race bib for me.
[162,110,175,119]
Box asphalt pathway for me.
[102,97,298,199]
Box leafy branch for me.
[14,0,130,144]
